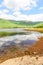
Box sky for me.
[0,0,43,21]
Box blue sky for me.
[0,0,43,21]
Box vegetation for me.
[33,23,43,28]
[25,28,43,33]
[0,19,43,36]
[0,19,43,28]
[0,32,25,37]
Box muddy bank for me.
[0,37,43,63]
[28,37,43,56]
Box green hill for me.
[0,19,43,28]
[33,23,43,28]
[0,19,18,28]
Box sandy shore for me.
[0,55,43,65]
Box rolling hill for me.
[0,19,43,28]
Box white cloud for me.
[13,11,43,21]
[28,14,43,21]
[0,4,2,7]
[39,7,43,10]
[0,10,15,20]
[0,10,43,21]
[16,14,43,21]
[2,9,9,13]
[0,0,43,21]
[3,0,37,11]
[0,9,43,22]
[0,9,9,14]
[0,11,2,14]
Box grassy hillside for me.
[0,19,31,28]
[0,19,18,28]
[33,23,43,28]
[0,19,43,28]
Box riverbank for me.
[0,32,25,37]
[0,28,43,37]
[0,37,43,63]
[0,55,43,65]
[25,28,43,33]
[0,28,26,37]
[27,37,43,56]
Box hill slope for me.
[0,19,18,28]
[0,19,43,28]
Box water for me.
[0,28,26,32]
[0,28,43,47]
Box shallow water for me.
[0,28,26,32]
[0,29,43,47]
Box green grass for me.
[0,19,29,28]
[0,19,43,28]
[33,23,43,28]
[0,19,17,28]
[0,32,25,37]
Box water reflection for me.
[0,31,43,48]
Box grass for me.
[33,23,43,28]
[0,19,29,28]
[0,19,43,36]
[25,28,43,33]
[0,19,43,28]
[0,32,25,37]
[0,19,18,28]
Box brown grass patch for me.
[25,28,43,33]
